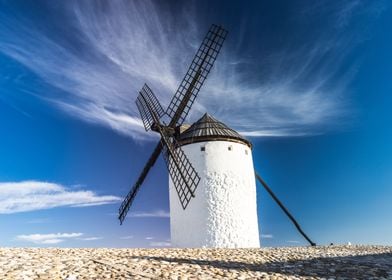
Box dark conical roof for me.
[177,113,252,148]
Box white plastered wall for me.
[169,140,260,248]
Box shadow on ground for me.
[133,252,392,278]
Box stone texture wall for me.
[169,140,260,248]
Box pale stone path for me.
[0,245,391,279]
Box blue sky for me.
[0,0,391,247]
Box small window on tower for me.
[201,146,205,151]
[245,149,248,155]
[228,145,232,151]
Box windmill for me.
[118,24,227,223]
[118,24,316,247]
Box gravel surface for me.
[0,245,391,279]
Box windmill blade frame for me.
[119,24,227,224]
[160,134,200,209]
[166,24,228,127]
[136,84,165,131]
[118,142,163,224]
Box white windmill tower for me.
[118,24,316,248]
[169,113,260,247]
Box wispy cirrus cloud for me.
[16,232,83,244]
[0,181,121,214]
[128,210,169,218]
[0,1,386,138]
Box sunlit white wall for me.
[169,140,260,248]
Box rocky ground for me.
[0,245,391,279]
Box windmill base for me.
[169,141,260,248]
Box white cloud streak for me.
[16,233,83,244]
[150,241,171,247]
[78,236,103,241]
[0,1,384,138]
[261,234,274,239]
[286,240,301,244]
[120,235,134,240]
[0,181,121,214]
[128,210,169,218]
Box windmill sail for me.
[119,24,227,224]
[160,134,200,209]
[166,24,228,127]
[136,84,165,131]
[118,142,163,224]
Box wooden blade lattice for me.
[136,84,165,131]
[119,24,227,224]
[160,133,200,209]
[166,24,228,127]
